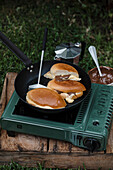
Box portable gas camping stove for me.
[0,83,113,152]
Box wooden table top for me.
[0,72,113,169]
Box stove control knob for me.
[83,138,100,152]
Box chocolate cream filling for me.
[54,75,81,98]
[55,89,76,96]
[89,67,113,84]
[55,74,70,81]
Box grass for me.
[0,161,106,170]
[0,161,89,170]
[0,0,113,95]
[0,0,113,169]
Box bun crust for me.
[50,63,79,76]
[47,79,86,93]
[26,88,66,109]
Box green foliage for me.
[0,1,113,169]
[0,1,113,93]
[0,2,112,170]
[0,161,87,169]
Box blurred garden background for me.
[0,0,113,169]
[0,0,113,95]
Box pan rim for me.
[14,60,91,114]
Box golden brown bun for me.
[47,79,86,93]
[26,88,66,109]
[44,71,54,79]
[50,63,79,76]
[44,63,80,80]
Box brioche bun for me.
[47,79,86,93]
[50,63,79,76]
[47,79,86,103]
[44,63,81,81]
[26,88,66,109]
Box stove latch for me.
[83,137,100,152]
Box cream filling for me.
[44,71,81,81]
[68,75,81,81]
[60,92,83,103]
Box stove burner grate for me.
[13,99,80,125]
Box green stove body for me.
[0,83,113,152]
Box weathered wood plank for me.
[49,139,89,154]
[1,130,47,152]
[0,72,113,169]
[0,152,113,169]
[0,72,47,152]
[106,121,113,153]
[0,72,17,118]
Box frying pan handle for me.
[0,31,32,68]
[42,28,48,50]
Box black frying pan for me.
[0,31,91,114]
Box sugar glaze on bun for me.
[26,88,66,109]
